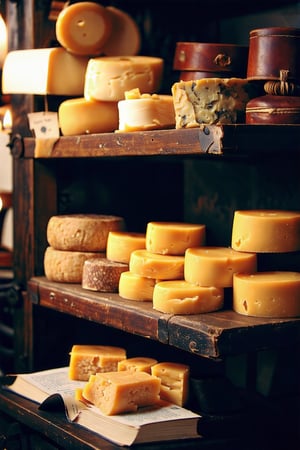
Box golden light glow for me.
[2,108,12,132]
[0,13,7,68]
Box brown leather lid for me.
[246,94,300,124]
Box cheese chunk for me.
[69,345,126,381]
[82,257,128,292]
[47,214,125,252]
[172,78,255,127]
[82,370,161,415]
[106,231,146,263]
[151,362,189,407]
[84,56,164,102]
[153,280,224,314]
[233,271,300,318]
[118,357,158,373]
[118,271,156,301]
[58,98,119,136]
[2,48,89,95]
[231,210,300,253]
[130,249,184,280]
[146,221,206,256]
[184,247,257,287]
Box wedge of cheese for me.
[151,362,190,407]
[106,231,146,264]
[118,271,156,301]
[118,357,158,373]
[130,249,185,280]
[82,257,128,292]
[82,370,161,415]
[69,345,126,381]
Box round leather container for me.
[246,95,300,124]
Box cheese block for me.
[84,56,164,102]
[233,271,300,318]
[118,271,156,301]
[2,48,89,95]
[58,98,119,136]
[69,344,126,381]
[47,214,125,252]
[129,249,185,280]
[106,231,146,263]
[146,221,206,256]
[231,210,300,253]
[118,89,175,132]
[184,246,257,287]
[153,280,224,314]
[44,246,104,283]
[151,362,190,407]
[118,357,158,373]
[171,78,255,128]
[82,257,128,292]
[82,370,161,415]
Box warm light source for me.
[0,13,7,68]
[2,108,12,132]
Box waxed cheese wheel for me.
[47,214,125,252]
[151,362,190,407]
[184,246,257,287]
[118,357,158,373]
[129,249,184,280]
[153,280,224,314]
[231,210,300,253]
[233,271,300,318]
[106,231,146,264]
[146,221,206,256]
[118,271,156,301]
[82,257,128,292]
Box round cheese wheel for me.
[118,271,156,301]
[231,210,300,253]
[106,231,146,263]
[146,221,206,256]
[153,280,224,314]
[233,271,300,318]
[129,249,184,280]
[184,246,257,287]
[82,257,128,292]
[56,2,112,56]
[47,214,125,252]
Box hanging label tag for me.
[27,111,60,139]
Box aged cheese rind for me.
[118,271,156,301]
[151,362,190,406]
[82,257,128,292]
[106,231,146,263]
[129,249,184,280]
[118,357,158,373]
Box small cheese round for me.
[184,247,257,287]
[47,214,125,252]
[129,249,185,280]
[231,210,300,253]
[118,271,156,301]
[233,271,300,318]
[82,257,128,292]
[153,280,224,314]
[106,231,146,264]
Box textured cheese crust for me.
[146,221,206,256]
[118,271,156,301]
[129,249,185,280]
[47,214,125,252]
[118,357,158,373]
[233,271,300,318]
[82,370,161,415]
[106,231,146,263]
[184,246,257,287]
[82,257,128,292]
[153,280,224,314]
[69,345,126,381]
[231,210,300,253]
[172,78,255,127]
[151,362,190,407]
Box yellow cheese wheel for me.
[82,257,128,292]
[233,271,300,318]
[129,249,184,280]
[84,56,164,102]
[153,280,224,314]
[47,214,125,252]
[58,98,119,136]
[55,2,112,56]
[106,231,146,263]
[231,210,300,253]
[118,357,158,373]
[118,271,156,301]
[184,246,257,287]
[146,221,206,256]
[151,362,190,407]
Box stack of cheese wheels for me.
[44,214,125,284]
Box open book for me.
[2,366,201,446]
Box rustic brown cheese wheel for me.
[82,257,128,292]
[47,214,125,252]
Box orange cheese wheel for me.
[106,231,146,263]
[233,271,300,318]
[184,246,257,287]
[118,271,156,301]
[82,257,128,292]
[129,249,184,280]
[231,210,300,253]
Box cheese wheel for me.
[55,2,112,56]
[151,362,190,407]
[47,214,125,252]
[58,98,119,136]
[44,246,104,283]
[106,231,146,263]
[130,249,185,280]
[82,257,128,292]
[146,221,206,256]
[118,271,156,301]
[233,271,300,318]
[153,280,224,314]
[84,56,164,102]
[231,210,300,253]
[69,344,126,381]
[118,357,158,373]
[184,247,257,287]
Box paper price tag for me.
[28,111,60,138]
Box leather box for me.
[246,94,300,124]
